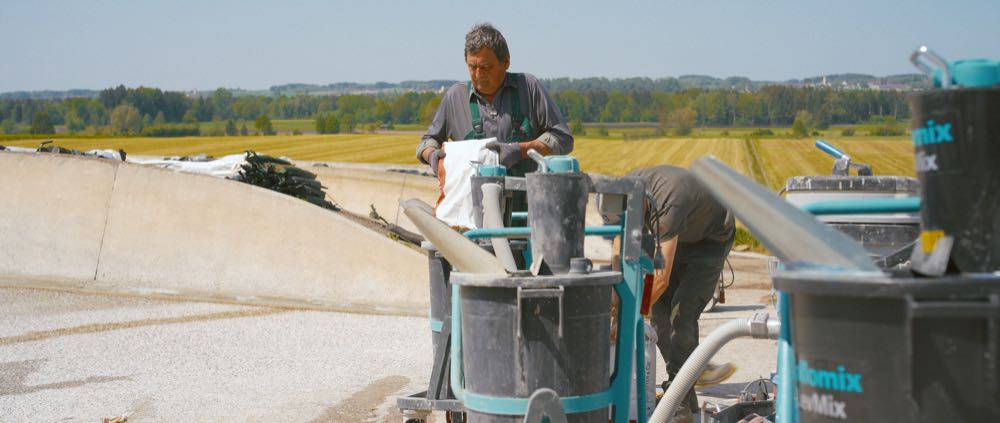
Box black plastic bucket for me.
[526,173,590,275]
[773,272,1000,422]
[909,87,1000,273]
[453,272,618,422]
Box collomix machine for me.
[772,47,1000,423]
[399,46,1000,423]
[680,47,1000,423]
[398,154,660,422]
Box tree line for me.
[0,83,911,136]
[0,85,442,136]
[550,85,911,129]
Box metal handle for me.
[516,286,565,340]
[910,46,952,89]
[527,149,548,173]
[907,296,1000,319]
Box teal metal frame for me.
[449,173,650,422]
[800,197,920,215]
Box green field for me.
[1,132,915,189]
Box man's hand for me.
[483,140,521,168]
[422,147,446,176]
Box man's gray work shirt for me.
[416,72,573,162]
[629,165,735,244]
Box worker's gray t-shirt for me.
[415,72,573,162]
[629,165,735,244]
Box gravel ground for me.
[0,287,433,422]
[1,268,777,423]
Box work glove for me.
[483,140,522,169]
[427,147,446,176]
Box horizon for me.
[0,72,927,95]
[3,0,998,93]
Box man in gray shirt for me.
[416,23,573,180]
[611,164,736,420]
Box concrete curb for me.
[0,152,430,316]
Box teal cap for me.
[478,165,507,177]
[544,156,580,173]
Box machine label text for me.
[912,119,954,147]
[797,360,863,393]
[799,392,848,419]
[915,151,939,172]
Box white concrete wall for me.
[0,154,117,285]
[0,153,429,315]
[309,165,439,234]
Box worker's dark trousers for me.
[649,234,734,411]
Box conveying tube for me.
[648,311,781,423]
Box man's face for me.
[466,48,510,98]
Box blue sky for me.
[2,0,998,92]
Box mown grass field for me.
[753,136,915,189]
[2,132,915,189]
[574,137,754,177]
[2,134,418,163]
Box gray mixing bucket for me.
[452,272,618,422]
[773,271,1000,422]
[526,173,590,275]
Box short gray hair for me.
[465,23,509,62]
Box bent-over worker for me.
[611,164,736,422]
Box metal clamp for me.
[516,286,565,340]
[749,311,771,338]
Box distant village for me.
[793,75,915,91]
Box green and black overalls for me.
[465,72,537,212]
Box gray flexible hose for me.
[648,311,781,423]
[482,183,518,272]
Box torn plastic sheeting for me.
[127,154,247,179]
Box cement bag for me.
[434,138,499,229]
